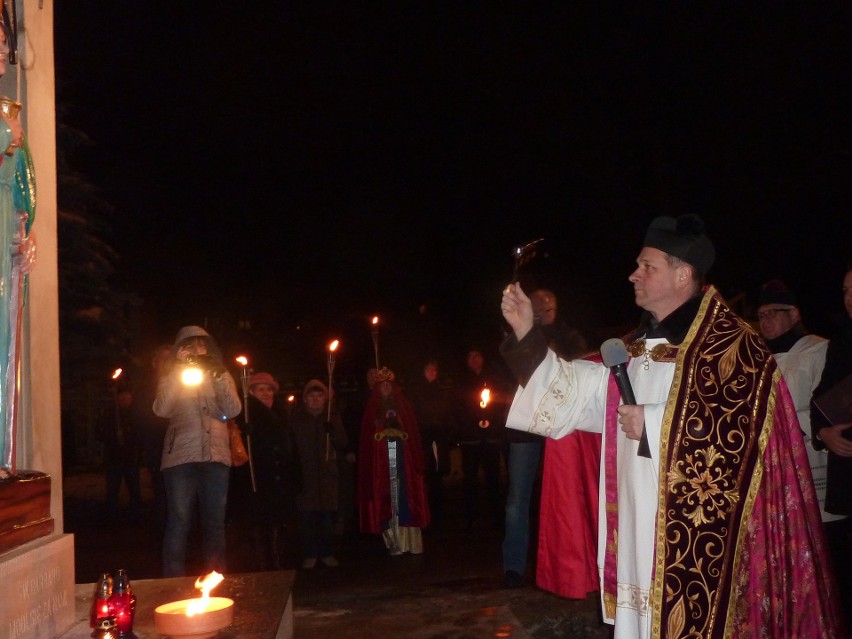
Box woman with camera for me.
[154,325,242,577]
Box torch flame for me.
[112,368,123,380]
[480,388,491,408]
[235,355,248,366]
[328,340,339,352]
[185,571,224,617]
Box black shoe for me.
[504,570,524,588]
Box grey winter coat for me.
[154,326,242,470]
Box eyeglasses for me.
[757,308,792,321]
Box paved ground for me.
[63,469,612,639]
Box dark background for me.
[53,4,852,381]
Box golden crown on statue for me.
[0,97,21,156]
[0,97,20,119]
[375,367,395,382]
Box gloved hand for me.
[194,354,227,377]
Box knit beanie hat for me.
[249,372,279,392]
[303,379,328,398]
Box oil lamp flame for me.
[185,571,224,617]
[480,388,491,408]
[235,355,248,366]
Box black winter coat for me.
[811,316,852,515]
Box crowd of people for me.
[104,327,525,576]
[94,213,852,637]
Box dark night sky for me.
[53,4,852,377]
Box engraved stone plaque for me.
[0,534,75,639]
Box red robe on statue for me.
[358,380,430,533]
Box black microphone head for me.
[600,338,629,368]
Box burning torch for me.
[235,355,257,492]
[111,368,125,447]
[478,385,492,429]
[370,315,381,370]
[326,340,339,460]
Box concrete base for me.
[0,533,76,639]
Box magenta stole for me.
[601,287,843,638]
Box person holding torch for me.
[456,348,511,531]
[236,371,301,570]
[154,326,242,577]
[290,379,347,569]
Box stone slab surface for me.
[60,570,294,639]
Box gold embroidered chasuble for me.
[645,286,840,638]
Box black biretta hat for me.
[758,279,797,307]
[643,214,715,275]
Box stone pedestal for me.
[0,533,75,639]
[60,570,295,639]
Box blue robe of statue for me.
[0,123,36,470]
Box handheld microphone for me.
[600,338,651,458]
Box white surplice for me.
[506,338,675,639]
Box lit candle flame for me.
[328,340,339,353]
[112,368,123,380]
[287,394,295,403]
[480,388,491,408]
[235,355,248,366]
[186,571,224,617]
[371,316,379,326]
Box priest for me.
[500,215,842,638]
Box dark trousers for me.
[503,441,543,575]
[299,510,334,560]
[422,440,449,529]
[460,440,503,528]
[105,464,142,515]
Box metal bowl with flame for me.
[153,596,233,639]
[154,572,233,639]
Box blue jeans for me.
[502,441,542,575]
[162,462,230,577]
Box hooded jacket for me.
[154,326,242,470]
